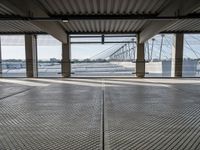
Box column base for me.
[136,59,145,78]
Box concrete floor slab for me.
[0,78,200,149]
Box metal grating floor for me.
[104,79,200,150]
[0,81,102,150]
[0,78,200,149]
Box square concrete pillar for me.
[61,35,71,78]
[136,35,145,78]
[171,33,184,77]
[25,34,38,78]
[0,36,2,77]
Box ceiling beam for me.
[31,21,67,43]
[0,0,67,43]
[0,13,199,21]
[139,0,200,43]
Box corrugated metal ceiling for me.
[39,0,170,15]
[164,19,200,32]
[0,0,199,34]
[0,3,14,15]
[61,20,146,33]
[0,21,43,33]
[192,6,200,13]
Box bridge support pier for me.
[136,35,145,78]
[61,35,71,78]
[171,33,184,77]
[25,34,38,78]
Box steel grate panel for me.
[0,83,102,150]
[0,82,30,100]
[104,83,200,150]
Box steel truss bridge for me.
[91,34,200,61]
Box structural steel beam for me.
[0,14,200,21]
[72,35,135,37]
[139,0,200,43]
[68,32,137,35]
[70,41,133,44]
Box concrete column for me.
[0,36,2,77]
[171,33,184,77]
[61,35,71,77]
[136,35,145,78]
[25,34,38,78]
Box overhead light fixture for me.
[62,19,69,23]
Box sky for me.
[1,44,117,60]
[1,34,200,60]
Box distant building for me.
[50,58,60,63]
